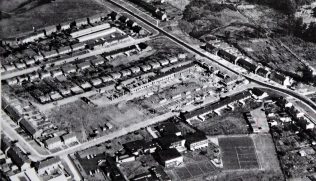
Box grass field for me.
[219,136,259,170]
[252,134,282,174]
[0,0,110,38]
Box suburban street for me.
[2,0,316,167]
[105,0,316,114]
[1,36,150,80]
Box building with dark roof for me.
[19,119,42,138]
[181,91,251,121]
[270,71,293,86]
[217,49,237,64]
[156,135,185,150]
[156,148,183,168]
[119,16,129,23]
[127,19,137,28]
[236,58,258,73]
[204,43,219,54]
[7,146,31,171]
[155,122,181,136]
[1,135,12,156]
[250,88,268,100]
[123,140,158,155]
[256,67,271,78]
[108,11,118,21]
[185,133,208,151]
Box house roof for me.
[251,88,265,97]
[181,90,251,120]
[1,136,12,152]
[157,148,182,162]
[256,67,269,76]
[20,119,38,136]
[45,136,62,145]
[217,49,237,62]
[7,146,31,168]
[270,71,286,83]
[237,58,257,72]
[35,157,61,170]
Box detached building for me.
[157,148,183,168]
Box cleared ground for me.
[219,136,259,170]
[0,0,110,38]
[46,99,155,142]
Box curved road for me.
[106,0,316,112]
[3,0,316,163]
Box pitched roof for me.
[45,136,62,145]
[19,119,38,136]
[35,157,61,170]
[181,90,251,120]
[7,146,31,168]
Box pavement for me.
[60,154,82,181]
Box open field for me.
[0,0,110,38]
[251,134,282,174]
[45,99,155,142]
[219,136,259,170]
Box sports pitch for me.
[219,136,260,170]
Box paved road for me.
[2,109,176,160]
[60,154,82,181]
[3,0,316,165]
[1,111,47,161]
[105,0,316,113]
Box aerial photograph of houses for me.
[1,0,316,180]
